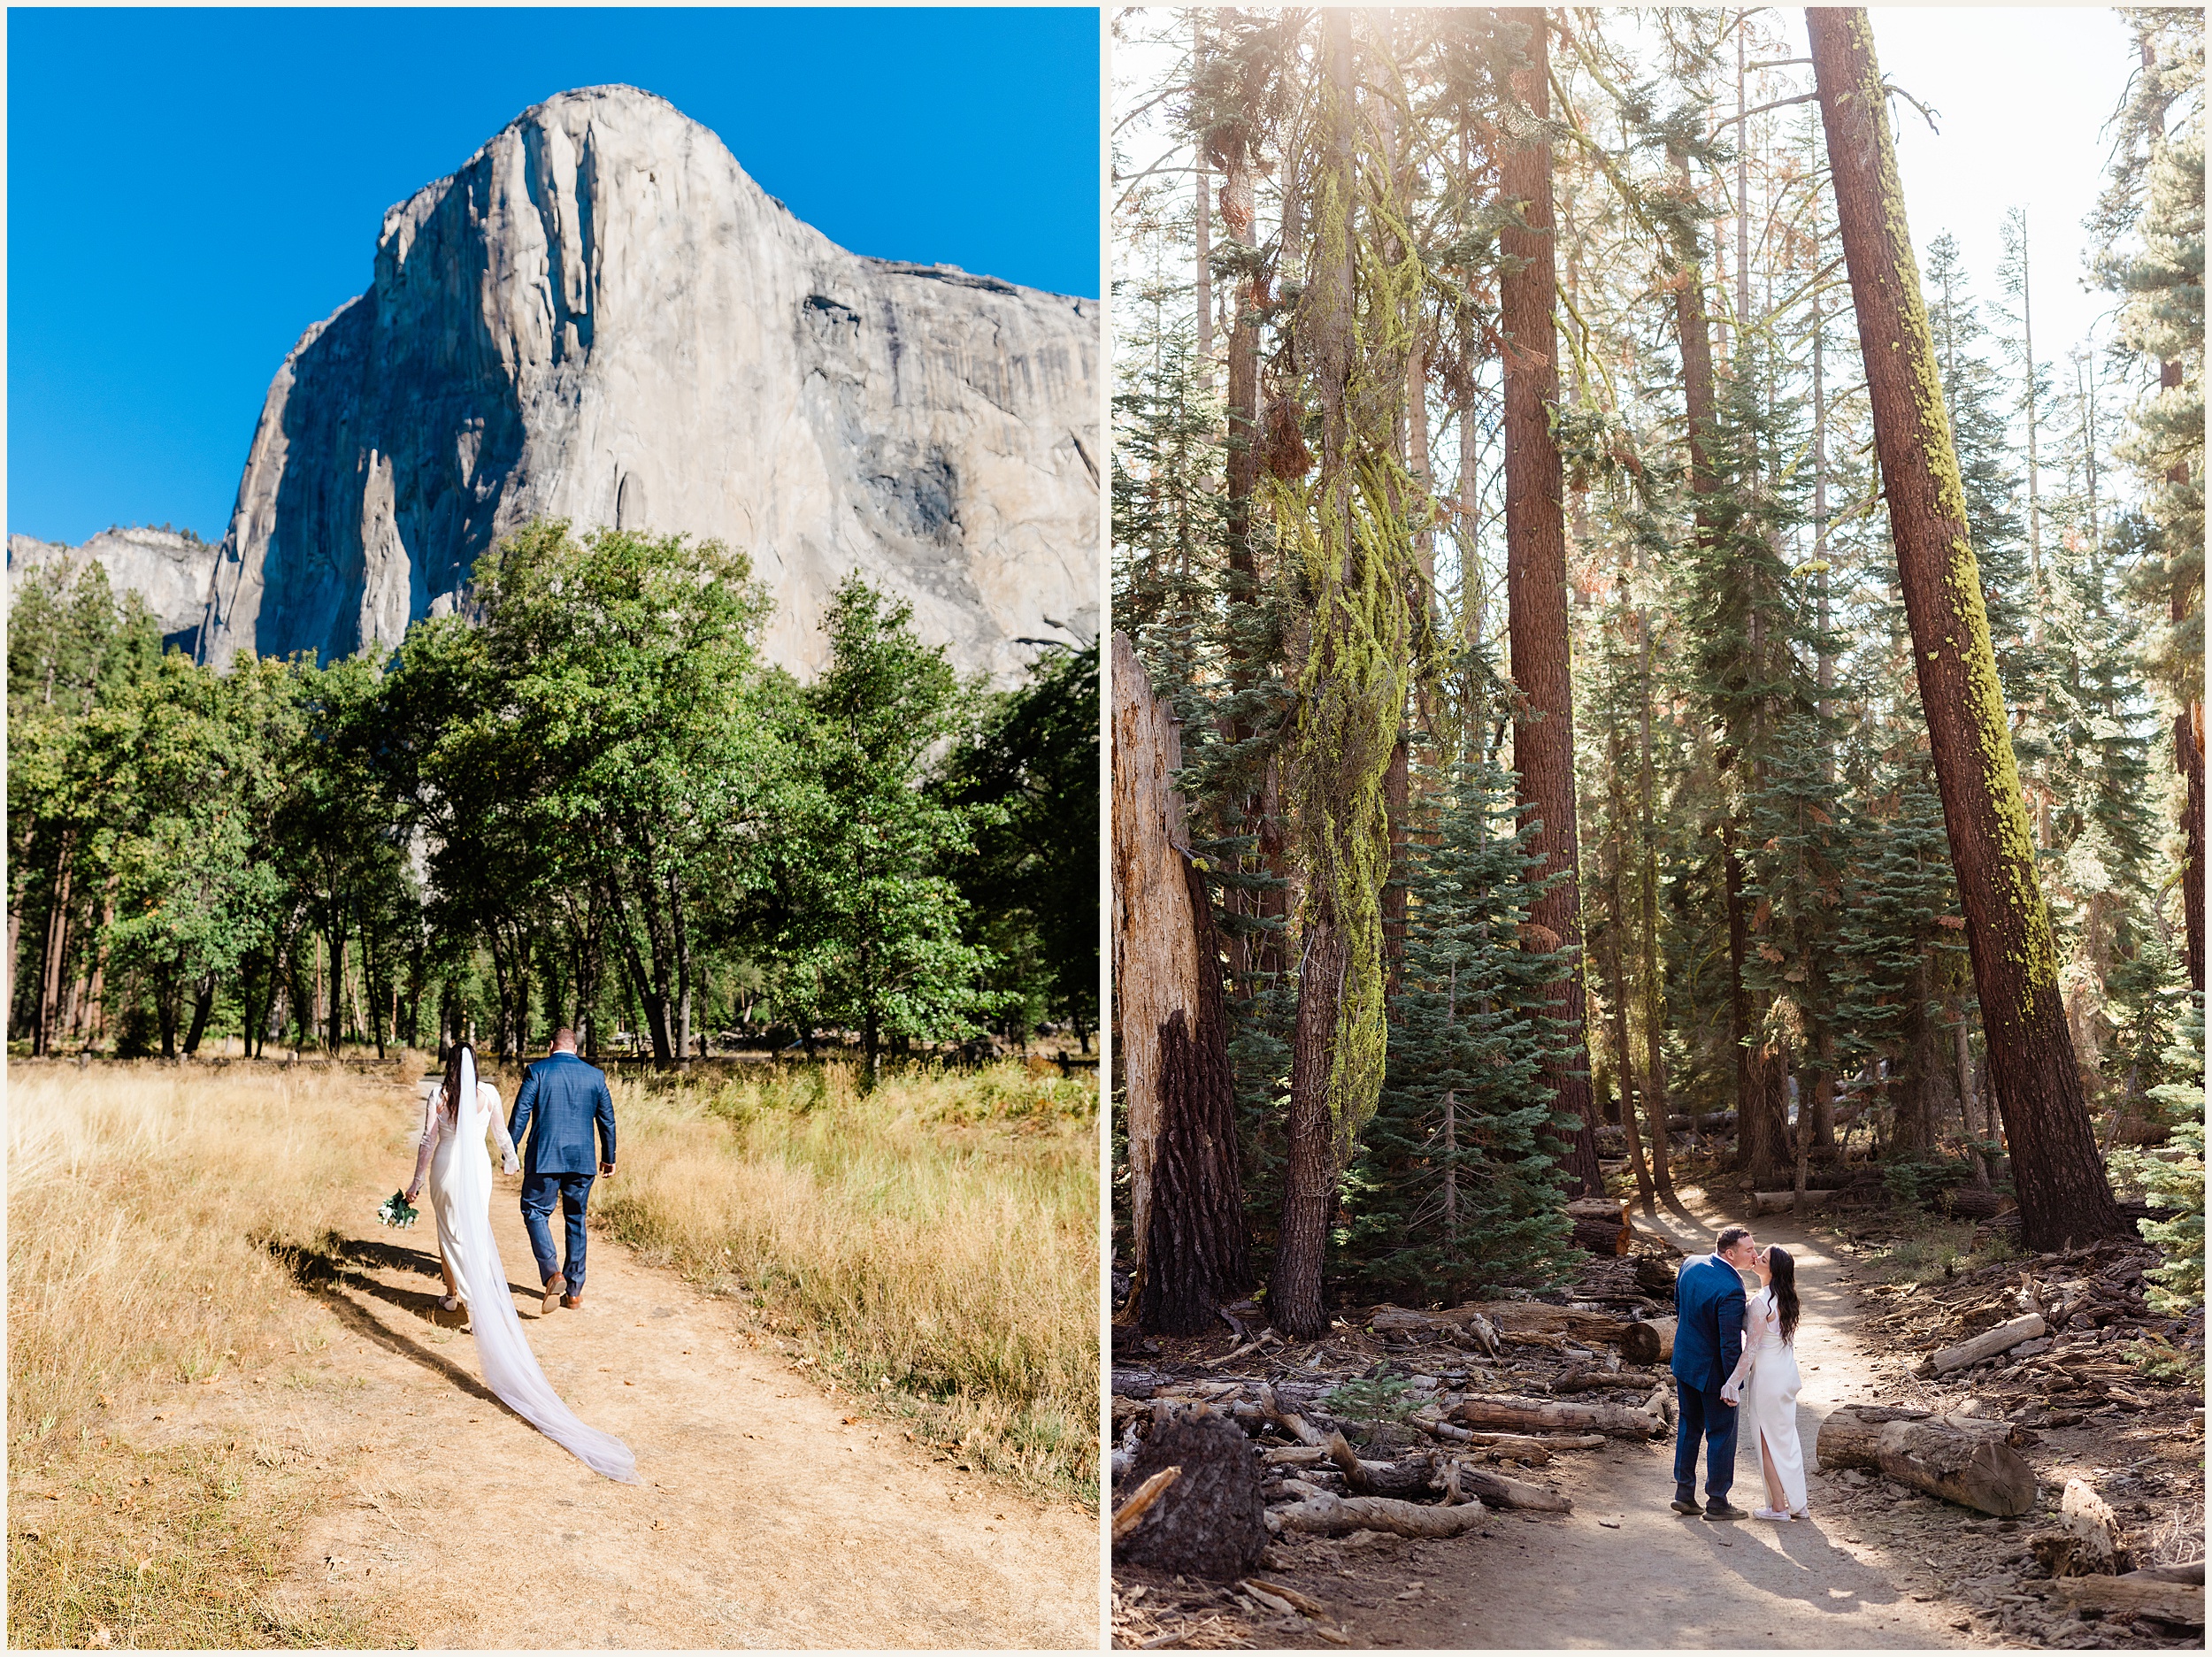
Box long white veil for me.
[451,1046,640,1483]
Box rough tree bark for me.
[1809,5,2126,1249]
[1500,5,1601,1198]
[1112,634,1256,1334]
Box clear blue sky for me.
[7,6,1101,546]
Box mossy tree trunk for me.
[1809,5,2126,1249]
[1499,5,1601,1198]
[1276,9,1363,1339]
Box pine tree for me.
[1340,748,1577,1301]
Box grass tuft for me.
[1851,1216,2017,1286]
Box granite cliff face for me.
[8,527,218,653]
[198,84,1098,679]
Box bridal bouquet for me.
[377,1190,420,1229]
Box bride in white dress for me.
[1720,1243,1808,1520]
[404,1043,638,1483]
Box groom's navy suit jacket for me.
[508,1052,618,1176]
[1671,1254,1747,1394]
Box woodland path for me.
[135,1166,1097,1649]
[1267,1190,1987,1650]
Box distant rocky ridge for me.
[21,85,1098,682]
[7,527,217,654]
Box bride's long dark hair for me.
[442,1041,474,1116]
[1768,1246,1801,1346]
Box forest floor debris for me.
[1110,1179,2202,1649]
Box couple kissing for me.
[1670,1224,1808,1523]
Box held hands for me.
[1720,1380,1741,1407]
[503,1155,521,1176]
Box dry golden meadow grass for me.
[595,1059,1101,1504]
[7,1053,1099,1645]
[7,1057,426,1647]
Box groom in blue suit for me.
[1671,1224,1758,1520]
[507,1028,618,1313]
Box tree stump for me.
[2031,1477,2133,1577]
[1814,1406,2037,1515]
[1113,1407,1269,1579]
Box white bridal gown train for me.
[412,1048,639,1483]
[1729,1285,1807,1514]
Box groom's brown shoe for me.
[1703,1500,1751,1521]
[542,1275,566,1313]
[561,1290,584,1308]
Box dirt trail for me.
[140,1169,1097,1649]
[1263,1190,1985,1650]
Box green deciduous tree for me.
[774,577,1009,1090]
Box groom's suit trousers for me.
[1674,1378,1740,1503]
[521,1172,595,1291]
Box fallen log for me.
[1471,1431,1605,1453]
[2030,1478,2133,1577]
[1567,1197,1632,1256]
[1268,1491,1493,1539]
[1571,1216,1632,1255]
[1814,1406,2037,1516]
[1938,1186,2010,1222]
[1450,1392,1666,1440]
[2124,1562,2207,1587]
[2039,1576,2204,1628]
[1448,1303,1635,1346]
[1632,1254,1682,1297]
[1454,1462,1573,1512]
[1620,1318,1676,1366]
[1920,1312,2047,1376]
[1751,1188,1834,1216]
[1833,1405,2033,1447]
[1554,1365,1666,1394]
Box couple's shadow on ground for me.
[1678,1507,1915,1622]
[259,1230,553,1422]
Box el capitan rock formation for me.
[194,83,1097,678]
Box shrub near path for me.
[8,1060,1097,1649]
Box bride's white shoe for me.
[1752,1505,1793,1521]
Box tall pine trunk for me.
[1809,6,2125,1250]
[1500,5,1600,1198]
